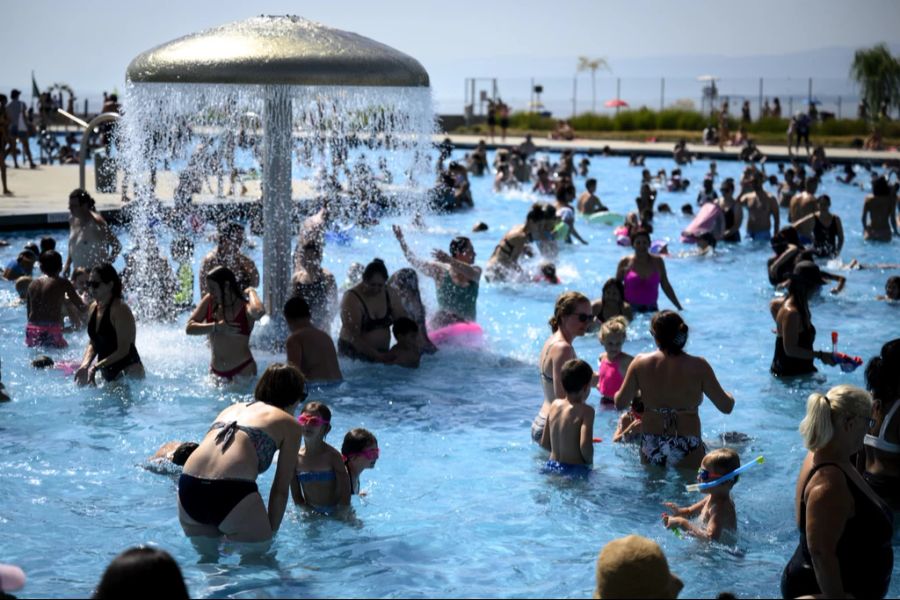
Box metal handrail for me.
[76,112,121,190]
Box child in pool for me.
[386,317,421,368]
[291,402,351,514]
[540,359,595,475]
[613,398,643,444]
[597,316,633,407]
[661,448,740,542]
[342,428,379,496]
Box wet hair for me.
[526,203,546,224]
[171,442,199,467]
[650,310,688,355]
[721,177,735,192]
[703,448,741,485]
[799,385,873,451]
[18,250,36,263]
[629,228,652,244]
[449,236,472,257]
[393,316,419,337]
[389,268,419,293]
[362,258,389,282]
[549,291,590,332]
[93,546,189,599]
[40,236,56,252]
[206,266,245,301]
[771,226,800,253]
[283,295,312,321]
[586,178,597,189]
[342,428,378,456]
[680,204,693,216]
[302,400,332,424]
[560,358,594,394]
[472,222,489,232]
[542,203,558,220]
[698,233,718,249]
[555,183,576,203]
[218,221,245,245]
[865,339,900,404]
[254,363,307,408]
[602,278,625,302]
[32,355,54,368]
[69,188,95,208]
[886,276,900,300]
[91,263,123,300]
[657,203,672,214]
[600,315,628,343]
[873,176,890,196]
[39,250,62,275]
[816,194,831,208]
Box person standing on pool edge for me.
[615,229,682,313]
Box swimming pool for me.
[1,151,898,598]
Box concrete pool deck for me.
[1,134,895,230]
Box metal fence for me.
[460,76,882,122]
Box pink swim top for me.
[598,355,625,399]
[623,268,660,306]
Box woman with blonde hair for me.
[533,291,596,443]
[782,384,893,599]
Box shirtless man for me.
[789,177,819,244]
[63,189,121,277]
[198,221,260,295]
[26,250,86,348]
[577,179,607,215]
[778,168,799,208]
[862,176,899,242]
[284,296,342,382]
[740,170,780,242]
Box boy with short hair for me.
[386,317,420,369]
[540,358,595,475]
[662,448,740,542]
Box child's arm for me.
[662,497,706,518]
[333,452,352,506]
[290,467,303,505]
[579,408,595,464]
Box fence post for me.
[808,78,812,106]
[572,76,577,119]
[660,77,665,111]
[758,77,763,119]
[83,98,88,118]
[837,96,841,120]
[530,77,535,114]
[789,96,793,116]
[616,78,621,115]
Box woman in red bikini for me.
[186,266,265,381]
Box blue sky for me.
[3,0,899,112]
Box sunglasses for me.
[345,447,380,461]
[573,312,595,323]
[87,280,105,289]
[297,414,330,427]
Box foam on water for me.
[0,152,898,598]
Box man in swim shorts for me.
[741,169,779,242]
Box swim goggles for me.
[344,447,380,461]
[297,414,330,427]
[697,468,722,482]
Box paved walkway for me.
[2,134,895,228]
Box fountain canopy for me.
[126,15,430,87]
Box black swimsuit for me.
[812,216,839,257]
[722,204,740,242]
[771,321,817,377]
[87,303,142,381]
[338,290,393,360]
[781,462,894,599]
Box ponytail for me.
[799,393,834,451]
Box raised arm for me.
[433,249,482,282]
[245,288,266,320]
[393,225,445,280]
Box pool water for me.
[1,152,898,598]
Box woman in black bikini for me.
[291,240,338,332]
[782,384,893,599]
[717,178,742,243]
[790,194,844,258]
[770,261,837,377]
[338,259,408,362]
[178,363,305,542]
[186,266,265,381]
[485,203,549,282]
[74,263,144,385]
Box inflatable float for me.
[429,322,484,348]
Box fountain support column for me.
[261,86,293,322]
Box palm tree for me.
[850,43,900,123]
[577,56,610,114]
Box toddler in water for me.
[387,317,421,368]
[613,398,643,443]
[342,428,379,496]
[661,448,740,542]
[540,359,596,476]
[597,316,633,407]
[291,402,351,514]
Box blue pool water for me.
[1,152,898,598]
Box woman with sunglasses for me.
[178,363,305,542]
[186,266,265,381]
[342,428,379,496]
[782,384,893,600]
[338,258,407,362]
[291,240,338,332]
[615,228,682,313]
[533,291,596,443]
[614,311,734,469]
[291,401,351,514]
[75,263,145,385]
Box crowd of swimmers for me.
[1,132,899,598]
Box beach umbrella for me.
[605,99,629,108]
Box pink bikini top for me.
[623,268,660,306]
[598,355,625,398]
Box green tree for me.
[850,43,900,122]
[577,56,610,114]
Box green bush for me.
[509,112,555,130]
[613,111,637,131]
[748,117,789,134]
[816,119,869,136]
[676,111,708,131]
[570,113,614,131]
